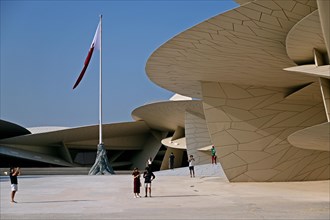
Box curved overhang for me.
[0,119,31,139]
[284,64,330,78]
[197,144,213,152]
[286,10,327,65]
[161,137,186,149]
[27,126,70,134]
[131,100,203,131]
[317,0,330,56]
[288,122,330,151]
[0,145,73,166]
[146,0,318,99]
[0,121,151,150]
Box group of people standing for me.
[7,147,217,203]
[131,166,155,198]
[8,148,218,202]
[131,154,195,198]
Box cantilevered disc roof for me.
[0,121,150,148]
[286,10,327,65]
[288,122,330,151]
[146,0,318,99]
[0,120,31,139]
[132,100,203,131]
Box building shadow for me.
[20,199,94,204]
[151,194,207,198]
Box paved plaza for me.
[1,165,329,220]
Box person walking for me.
[188,155,195,178]
[169,152,175,169]
[211,145,217,164]
[9,166,20,203]
[143,167,155,197]
[132,167,141,198]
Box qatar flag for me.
[73,21,101,89]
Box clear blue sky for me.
[1,0,237,128]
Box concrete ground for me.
[1,165,329,220]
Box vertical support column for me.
[185,110,212,165]
[319,78,330,122]
[317,0,330,63]
[60,143,73,164]
[171,126,185,141]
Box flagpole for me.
[99,14,103,145]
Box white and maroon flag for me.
[73,21,101,89]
